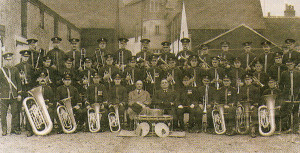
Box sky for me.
[260,0,299,16]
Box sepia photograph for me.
[0,0,299,152]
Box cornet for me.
[126,72,134,85]
[252,76,264,87]
[167,72,175,85]
[104,71,113,82]
[19,70,29,85]
[146,71,154,84]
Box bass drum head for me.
[155,123,170,138]
[135,122,150,137]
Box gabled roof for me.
[196,24,279,49]
[184,0,266,29]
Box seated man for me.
[127,80,151,129]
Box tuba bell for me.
[57,97,77,133]
[236,103,250,134]
[258,94,277,136]
[23,86,53,135]
[108,105,121,132]
[212,104,226,134]
[87,103,101,133]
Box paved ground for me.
[0,130,299,153]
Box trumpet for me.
[146,71,154,84]
[57,97,77,134]
[252,76,264,87]
[19,70,29,85]
[212,104,226,134]
[23,86,53,135]
[108,104,121,132]
[104,71,113,82]
[126,72,134,85]
[87,103,101,133]
[82,75,90,89]
[167,72,175,85]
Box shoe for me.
[250,127,256,138]
[11,130,21,135]
[27,132,34,137]
[2,131,7,136]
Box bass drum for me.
[155,123,169,138]
[135,122,150,137]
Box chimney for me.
[284,4,295,17]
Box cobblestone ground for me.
[0,130,299,153]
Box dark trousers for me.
[177,107,195,129]
[194,105,213,129]
[0,98,21,133]
[281,102,299,132]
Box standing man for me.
[177,38,195,67]
[268,53,287,84]
[0,53,22,136]
[115,38,132,72]
[257,41,275,73]
[124,56,144,92]
[239,42,256,71]
[99,54,119,89]
[27,38,41,69]
[16,50,35,90]
[92,38,108,69]
[282,39,300,64]
[219,41,235,63]
[46,37,66,72]
[66,38,81,70]
[229,58,246,94]
[136,39,152,68]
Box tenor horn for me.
[212,104,226,134]
[87,103,101,133]
[108,105,121,132]
[258,94,277,136]
[57,97,77,133]
[236,103,250,134]
[23,86,53,135]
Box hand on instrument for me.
[170,102,174,106]
[86,105,91,110]
[17,95,22,101]
[224,105,230,109]
[190,104,195,108]
[178,105,183,109]
[51,65,57,69]
[245,66,251,71]
[74,105,80,110]
[199,104,203,110]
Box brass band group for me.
[0,36,299,138]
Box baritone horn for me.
[87,103,101,133]
[236,102,250,134]
[258,94,277,136]
[108,105,121,132]
[212,104,226,134]
[57,97,77,133]
[23,86,53,135]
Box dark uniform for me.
[185,55,202,87]
[123,56,144,92]
[268,53,287,83]
[136,39,153,66]
[0,53,22,135]
[91,38,108,69]
[115,38,132,69]
[46,37,67,72]
[238,42,256,69]
[282,39,300,64]
[144,55,163,95]
[256,41,275,73]
[66,38,81,70]
[15,50,35,91]
[27,39,41,69]
[98,54,120,89]
[229,58,246,92]
[177,38,195,67]
[219,41,235,64]
[208,57,225,90]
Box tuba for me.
[108,105,121,132]
[87,103,101,133]
[57,97,77,133]
[23,86,53,135]
[236,103,250,134]
[212,104,226,134]
[258,94,277,136]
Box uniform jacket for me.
[238,84,260,105]
[268,63,287,82]
[85,83,108,104]
[238,51,256,68]
[56,85,80,106]
[0,66,21,99]
[66,50,81,70]
[15,61,35,86]
[153,89,177,109]
[108,85,128,105]
[217,86,237,105]
[177,86,199,106]
[46,48,66,72]
[115,49,132,65]
[198,85,217,105]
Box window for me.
[155,25,160,35]
[40,9,45,29]
[150,0,159,12]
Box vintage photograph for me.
[0,0,299,152]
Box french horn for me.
[23,86,53,135]
[57,97,77,133]
[87,103,101,133]
[258,94,277,136]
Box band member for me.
[115,38,132,72]
[85,72,109,131]
[252,61,269,92]
[35,56,59,90]
[56,73,85,132]
[127,80,151,128]
[144,55,163,95]
[136,39,152,68]
[197,76,217,133]
[239,42,255,71]
[59,57,81,94]
[198,44,211,66]
[238,74,260,137]
[27,71,55,137]
[186,55,202,87]
[79,57,97,96]
[153,79,177,122]
[257,41,275,73]
[279,60,300,133]
[177,38,195,67]
[268,53,287,84]
[27,38,41,69]
[176,75,199,131]
[208,57,225,90]
[0,53,22,136]
[16,50,35,90]
[99,54,119,89]
[217,76,237,135]
[219,41,235,63]
[108,74,128,128]
[160,41,175,63]
[282,39,300,64]
[66,38,81,70]
[164,55,183,90]
[46,37,66,72]
[262,78,282,131]
[229,58,245,93]
[124,56,144,92]
[91,38,108,69]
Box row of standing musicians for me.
[0,36,299,137]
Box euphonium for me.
[212,104,226,134]
[23,86,53,135]
[57,97,77,133]
[108,105,121,132]
[258,94,277,136]
[236,103,250,134]
[87,103,101,133]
